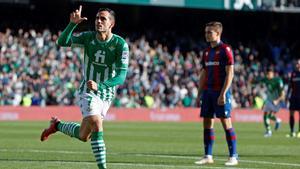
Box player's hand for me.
[87,80,98,91]
[217,94,226,105]
[70,5,87,24]
[273,99,279,105]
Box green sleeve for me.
[57,22,78,47]
[57,22,88,47]
[98,41,129,89]
[278,78,284,91]
[98,69,127,89]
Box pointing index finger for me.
[79,5,82,13]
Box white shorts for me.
[77,92,111,119]
[263,100,281,113]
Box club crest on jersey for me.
[73,32,82,37]
[109,46,115,51]
[90,40,96,45]
[205,61,220,66]
[226,47,231,52]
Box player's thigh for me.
[79,117,92,141]
[220,118,233,129]
[214,91,232,118]
[203,118,214,129]
[200,90,214,118]
[263,100,280,113]
[289,110,295,116]
[82,114,103,132]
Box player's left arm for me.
[218,65,234,105]
[286,73,293,101]
[218,46,234,105]
[98,42,129,90]
[274,79,285,105]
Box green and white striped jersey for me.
[71,32,129,101]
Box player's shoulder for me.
[274,77,283,83]
[220,43,233,53]
[112,34,127,45]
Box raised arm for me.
[57,5,88,47]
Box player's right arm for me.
[196,53,207,107]
[273,78,285,105]
[286,72,293,101]
[57,5,88,47]
[196,69,206,107]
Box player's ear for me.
[109,20,115,29]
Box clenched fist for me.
[87,80,98,91]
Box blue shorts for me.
[200,90,232,118]
[289,97,300,110]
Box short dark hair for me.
[98,8,115,21]
[266,67,274,72]
[205,21,223,33]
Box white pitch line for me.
[1,149,300,167]
[0,149,89,154]
[0,160,250,169]
[129,153,300,167]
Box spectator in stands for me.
[0,28,296,108]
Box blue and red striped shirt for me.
[201,42,234,91]
[289,70,300,98]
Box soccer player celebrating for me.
[40,6,129,169]
[195,21,238,166]
[287,59,300,138]
[260,67,284,137]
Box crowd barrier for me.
[0,106,293,122]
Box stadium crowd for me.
[0,28,296,108]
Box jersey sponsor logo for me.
[121,51,129,64]
[205,51,208,56]
[292,77,300,81]
[216,50,220,54]
[205,61,220,66]
[95,50,106,63]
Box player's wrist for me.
[69,21,79,25]
[220,92,226,96]
[98,83,108,90]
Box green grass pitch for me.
[0,121,299,169]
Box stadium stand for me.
[0,0,299,108]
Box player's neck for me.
[210,40,221,48]
[97,32,113,41]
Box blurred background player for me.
[40,6,129,169]
[260,67,285,137]
[286,59,300,138]
[195,21,238,166]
